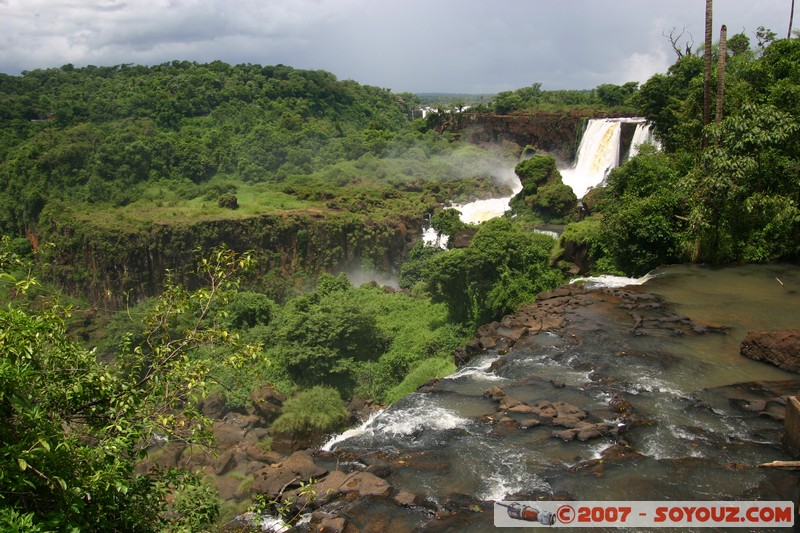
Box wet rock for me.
[248,384,284,422]
[477,321,500,338]
[576,423,608,441]
[465,338,483,354]
[552,429,579,442]
[552,420,610,442]
[251,450,327,496]
[496,325,528,341]
[537,286,575,300]
[339,471,392,497]
[398,451,450,473]
[270,428,327,455]
[741,329,800,373]
[489,357,508,372]
[507,403,536,414]
[394,490,418,506]
[609,393,634,414]
[311,512,346,533]
[499,396,522,410]
[599,442,644,462]
[479,336,497,350]
[484,386,506,400]
[313,470,351,500]
[742,399,768,412]
[453,347,470,366]
[498,415,518,427]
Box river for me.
[320,264,800,530]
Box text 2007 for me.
[577,506,632,523]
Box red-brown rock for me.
[741,329,800,373]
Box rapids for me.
[321,264,800,528]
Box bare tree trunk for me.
[790,0,796,38]
[703,0,713,146]
[716,25,727,136]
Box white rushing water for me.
[629,121,661,158]
[560,118,658,199]
[569,272,654,288]
[421,225,447,249]
[321,399,471,452]
[560,119,621,199]
[450,175,523,225]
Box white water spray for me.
[451,175,523,225]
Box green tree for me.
[272,274,388,393]
[431,207,466,237]
[421,218,563,328]
[0,241,254,531]
[686,103,800,262]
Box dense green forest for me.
[562,33,800,274]
[2,27,800,530]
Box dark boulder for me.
[741,329,800,373]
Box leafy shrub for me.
[431,207,466,237]
[218,193,239,209]
[223,291,276,329]
[384,357,456,404]
[271,386,348,434]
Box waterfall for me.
[560,119,621,199]
[560,118,658,199]
[629,121,661,158]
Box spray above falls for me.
[560,118,658,199]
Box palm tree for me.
[703,0,713,135]
[716,25,727,129]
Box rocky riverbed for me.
[144,279,800,532]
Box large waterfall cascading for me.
[560,118,656,199]
[560,119,621,199]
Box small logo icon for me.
[497,502,556,525]
[556,504,576,524]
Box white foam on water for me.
[570,273,654,288]
[450,174,523,225]
[260,516,290,532]
[478,451,551,501]
[321,399,471,451]
[321,409,385,451]
[448,354,506,381]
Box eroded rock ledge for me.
[741,329,800,373]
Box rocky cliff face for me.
[456,111,634,163]
[37,210,420,306]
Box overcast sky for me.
[0,0,794,93]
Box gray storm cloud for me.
[0,0,793,92]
